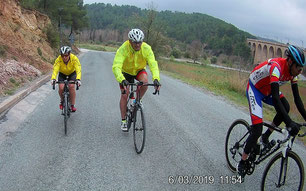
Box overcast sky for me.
[83,0,306,48]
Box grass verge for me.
[158,58,306,144]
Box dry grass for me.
[159,58,306,144]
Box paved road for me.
[0,50,305,190]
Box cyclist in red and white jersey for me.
[238,45,306,178]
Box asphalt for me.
[0,50,305,190]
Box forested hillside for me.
[84,3,256,62]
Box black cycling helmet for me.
[60,46,71,55]
[285,45,305,67]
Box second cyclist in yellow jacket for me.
[112,28,161,131]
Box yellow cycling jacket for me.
[51,53,82,80]
[112,40,160,83]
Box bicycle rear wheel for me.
[261,151,304,191]
[64,95,68,135]
[225,119,250,172]
[132,105,146,154]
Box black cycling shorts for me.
[58,71,77,82]
[119,69,147,89]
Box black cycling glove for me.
[153,79,160,87]
[121,79,129,87]
[288,121,301,136]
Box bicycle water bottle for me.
[130,97,135,108]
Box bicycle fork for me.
[275,156,288,187]
[276,138,292,188]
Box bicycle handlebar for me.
[277,123,306,144]
[121,82,160,95]
[52,80,79,90]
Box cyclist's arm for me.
[112,47,126,83]
[74,55,82,80]
[291,83,306,121]
[271,82,292,125]
[145,45,160,81]
[51,57,60,80]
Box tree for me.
[189,40,202,63]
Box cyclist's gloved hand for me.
[153,79,161,87]
[121,79,129,87]
[51,79,56,86]
[76,80,81,87]
[287,121,301,136]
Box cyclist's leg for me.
[261,94,290,139]
[238,82,265,176]
[242,81,265,159]
[136,69,148,99]
[119,72,134,120]
[68,72,77,111]
[120,85,130,119]
[58,72,66,103]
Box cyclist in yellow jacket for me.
[51,46,81,112]
[112,29,161,131]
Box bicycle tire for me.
[225,119,250,172]
[132,105,146,154]
[261,151,304,191]
[64,94,68,135]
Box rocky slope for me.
[0,0,55,95]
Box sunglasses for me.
[132,41,142,45]
[61,54,70,58]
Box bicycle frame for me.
[254,123,294,165]
[53,78,78,135]
[125,82,156,130]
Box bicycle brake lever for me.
[153,89,159,95]
[298,132,306,137]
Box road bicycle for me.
[225,119,306,191]
[123,81,159,154]
[53,77,79,135]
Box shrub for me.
[44,24,59,49]
[37,47,42,56]
[0,45,8,58]
[9,78,16,84]
[211,56,217,64]
[171,48,181,58]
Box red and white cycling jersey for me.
[249,58,297,96]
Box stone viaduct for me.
[247,38,306,65]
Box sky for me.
[83,0,306,48]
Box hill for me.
[83,3,255,61]
[0,0,56,95]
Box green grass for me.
[77,43,118,52]
[158,58,306,144]
[4,88,15,95]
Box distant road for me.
[0,50,305,190]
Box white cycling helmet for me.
[128,29,144,43]
[60,46,71,55]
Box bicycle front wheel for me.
[132,105,146,154]
[225,119,250,172]
[261,151,304,191]
[64,95,68,135]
